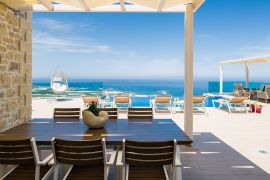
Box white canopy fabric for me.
[221,55,270,65]
[219,55,270,93]
[0,0,204,12]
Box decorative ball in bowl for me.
[82,110,108,129]
[82,101,108,129]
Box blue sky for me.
[33,0,270,81]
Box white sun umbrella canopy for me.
[51,69,68,98]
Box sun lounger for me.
[151,95,172,113]
[113,94,131,108]
[212,96,248,114]
[82,96,100,107]
[173,96,207,114]
[193,96,207,114]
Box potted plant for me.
[251,104,262,113]
[82,101,108,128]
[255,104,262,113]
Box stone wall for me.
[0,3,32,131]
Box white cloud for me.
[33,32,111,54]
[33,18,137,57]
[33,18,89,32]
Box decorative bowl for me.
[82,110,108,129]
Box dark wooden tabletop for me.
[0,118,192,145]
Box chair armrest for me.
[116,150,124,166]
[175,156,182,167]
[48,159,54,166]
[38,153,54,165]
[107,150,117,165]
[150,100,154,107]
[257,91,267,98]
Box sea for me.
[32,79,269,107]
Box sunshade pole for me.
[245,63,249,88]
[220,63,223,94]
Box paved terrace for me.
[32,98,270,179]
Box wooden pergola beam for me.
[157,0,167,12]
[120,0,126,12]
[39,0,54,11]
[79,0,90,11]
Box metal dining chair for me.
[51,138,116,180]
[0,138,53,180]
[98,108,118,119]
[53,108,80,119]
[116,139,182,180]
[127,108,153,120]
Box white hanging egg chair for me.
[51,68,68,100]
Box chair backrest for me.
[155,96,171,104]
[114,95,130,104]
[234,83,243,91]
[193,96,206,104]
[264,85,270,90]
[259,84,266,91]
[229,96,248,104]
[265,87,270,96]
[0,139,35,165]
[123,139,176,166]
[98,108,118,119]
[54,108,80,119]
[128,108,153,119]
[52,138,106,166]
[82,96,99,104]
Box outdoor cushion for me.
[230,97,247,104]
[193,96,206,104]
[82,96,99,104]
[155,96,171,103]
[115,96,130,103]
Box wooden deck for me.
[25,98,270,179]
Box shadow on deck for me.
[181,132,270,180]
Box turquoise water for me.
[32,79,269,107]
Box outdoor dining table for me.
[0,118,192,145]
[0,118,190,179]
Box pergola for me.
[0,0,205,139]
[219,55,270,94]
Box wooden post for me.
[184,3,194,140]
